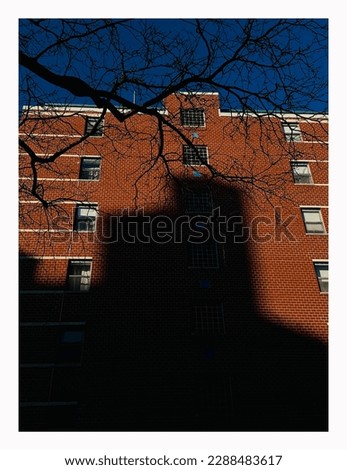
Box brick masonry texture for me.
[19,92,328,431]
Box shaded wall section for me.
[19,181,328,431]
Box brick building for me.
[19,92,328,431]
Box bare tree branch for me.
[19,18,328,217]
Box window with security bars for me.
[291,162,313,184]
[301,208,325,233]
[74,205,98,231]
[85,116,104,136]
[67,260,92,292]
[314,262,328,292]
[189,241,218,268]
[184,188,213,214]
[283,123,302,141]
[80,158,101,180]
[192,304,225,335]
[183,145,208,165]
[180,108,205,127]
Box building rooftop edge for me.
[21,104,328,121]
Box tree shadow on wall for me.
[19,181,328,432]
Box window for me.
[180,108,205,127]
[67,260,92,292]
[74,205,98,232]
[183,187,213,214]
[59,329,85,363]
[302,208,325,234]
[192,304,225,335]
[291,162,313,184]
[283,123,302,142]
[314,262,328,292]
[85,116,104,136]
[80,158,101,180]
[183,145,208,165]
[189,241,218,268]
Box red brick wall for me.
[19,92,328,431]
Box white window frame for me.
[67,260,92,292]
[301,208,325,234]
[313,261,328,293]
[74,204,98,232]
[291,161,313,184]
[80,157,101,180]
[180,108,205,127]
[183,145,209,166]
[283,123,302,142]
[85,116,104,136]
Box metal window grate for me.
[192,304,225,335]
[180,108,205,127]
[189,241,218,268]
[183,145,208,165]
[184,188,213,213]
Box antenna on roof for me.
[133,91,136,105]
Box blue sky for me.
[19,19,328,113]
